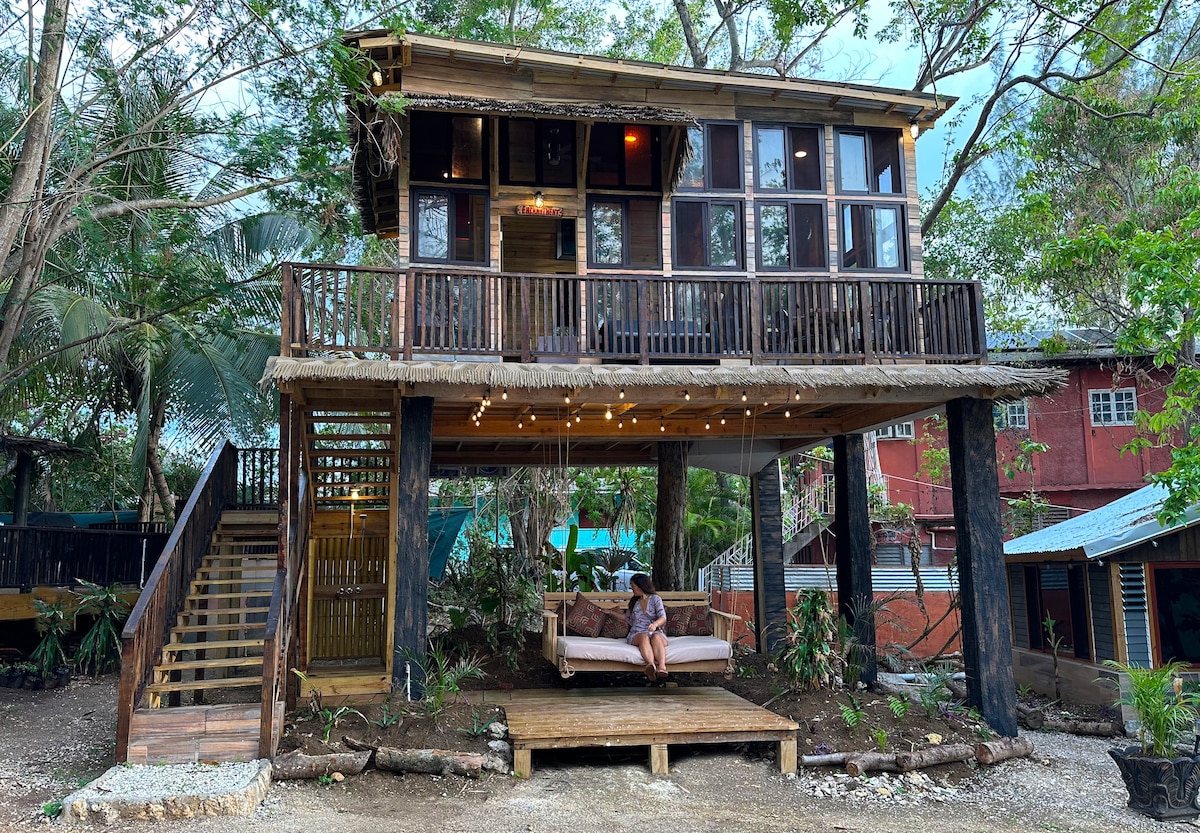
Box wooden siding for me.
[1008,564,1029,649]
[1119,563,1152,666]
[1088,562,1116,663]
[307,535,388,664]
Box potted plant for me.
[1104,659,1200,821]
[29,599,70,690]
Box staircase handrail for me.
[116,441,238,762]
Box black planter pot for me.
[54,668,71,688]
[21,674,42,690]
[1109,745,1200,821]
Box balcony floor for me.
[267,357,1064,470]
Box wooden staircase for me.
[125,510,282,764]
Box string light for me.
[575,414,581,423]
[518,418,524,429]
[741,391,747,402]
[632,416,638,424]
[794,390,801,401]
[618,419,624,428]
[683,390,690,401]
[659,418,665,432]
[720,417,726,425]
[745,408,751,417]
[529,413,536,422]
[785,409,791,418]
[619,388,626,399]
[705,419,711,430]
[605,406,613,420]
[564,391,571,404]
[502,388,508,401]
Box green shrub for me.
[73,581,129,677]
[1105,659,1200,758]
[30,600,70,681]
[773,590,842,691]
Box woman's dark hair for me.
[628,573,656,609]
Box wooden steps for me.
[172,623,265,634]
[148,676,264,694]
[178,607,270,621]
[186,592,272,602]
[162,638,264,653]
[157,657,265,672]
[125,702,283,764]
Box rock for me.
[331,772,345,782]
[487,740,512,759]
[482,754,510,774]
[487,721,508,740]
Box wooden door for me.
[308,534,388,666]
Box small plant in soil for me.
[408,641,486,722]
[870,726,889,752]
[316,774,334,787]
[839,694,865,729]
[371,697,404,729]
[42,801,62,818]
[886,695,910,719]
[774,589,843,691]
[73,580,130,677]
[458,710,499,738]
[319,706,365,743]
[918,663,955,719]
[30,600,70,684]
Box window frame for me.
[1089,388,1137,426]
[585,123,663,192]
[1022,564,1092,661]
[410,187,491,266]
[677,120,745,193]
[499,117,577,188]
[585,196,663,270]
[671,197,745,271]
[874,422,914,440]
[408,111,490,186]
[754,200,828,271]
[996,400,1030,430]
[834,127,904,196]
[837,201,909,273]
[752,123,824,193]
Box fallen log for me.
[342,735,377,752]
[798,753,849,767]
[270,750,372,780]
[1017,704,1045,730]
[845,752,899,776]
[975,736,1035,766]
[374,747,485,778]
[1042,719,1119,737]
[895,743,975,772]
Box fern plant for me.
[839,694,864,729]
[886,695,910,719]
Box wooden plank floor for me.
[483,686,798,778]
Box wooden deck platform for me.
[481,686,798,777]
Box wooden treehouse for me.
[115,33,1062,765]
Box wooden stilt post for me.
[12,450,31,527]
[653,441,688,591]
[393,396,433,699]
[752,459,788,655]
[833,433,877,685]
[946,397,1018,737]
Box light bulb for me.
[785,409,791,418]
[683,390,690,401]
[529,413,536,422]
[794,149,807,158]
[518,420,524,429]
[794,390,801,400]
[502,388,508,400]
[741,391,747,402]
[619,388,625,399]
[618,420,624,428]
[720,417,726,425]
[575,415,581,423]
[534,191,545,208]
[564,393,571,404]
[632,416,638,424]
[745,408,751,416]
[605,407,613,420]
[910,122,920,139]
[705,420,711,430]
[660,422,665,432]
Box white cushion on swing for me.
[557,635,732,665]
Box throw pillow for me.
[564,592,606,638]
[664,605,692,637]
[600,612,629,640]
[687,605,714,636]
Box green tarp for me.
[428,508,471,580]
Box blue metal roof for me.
[1004,484,1200,561]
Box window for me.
[673,199,743,269]
[840,203,905,270]
[502,118,576,187]
[410,112,487,184]
[587,123,661,190]
[836,128,902,194]
[875,543,932,566]
[1023,564,1091,660]
[1090,389,1136,426]
[757,202,826,270]
[1151,565,1200,665]
[754,125,822,191]
[412,189,488,264]
[995,400,1029,430]
[679,122,743,191]
[874,422,914,440]
[587,198,661,269]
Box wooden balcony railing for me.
[282,264,986,364]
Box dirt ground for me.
[0,652,1173,833]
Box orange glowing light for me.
[624,132,638,144]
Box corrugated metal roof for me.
[1004,484,1200,561]
[706,565,958,593]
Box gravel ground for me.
[0,677,1191,833]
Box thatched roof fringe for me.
[264,358,1066,400]
[395,93,695,125]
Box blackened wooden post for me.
[652,441,688,590]
[833,433,877,685]
[393,396,434,698]
[12,450,32,526]
[946,396,1018,737]
[751,459,788,655]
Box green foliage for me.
[316,774,334,787]
[774,590,842,691]
[30,600,70,681]
[886,695,910,720]
[409,641,487,722]
[912,414,950,486]
[318,706,364,744]
[870,726,889,752]
[42,801,62,818]
[1104,660,1200,758]
[839,694,865,729]
[371,698,404,730]
[72,580,129,677]
[918,663,956,719]
[458,709,499,738]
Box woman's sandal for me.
[643,663,658,682]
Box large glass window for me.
[679,122,743,191]
[1022,564,1091,660]
[757,202,826,270]
[673,199,743,269]
[413,189,488,264]
[755,125,822,191]
[587,123,661,190]
[587,198,661,269]
[1090,389,1137,426]
[836,128,902,194]
[502,118,576,187]
[1151,566,1200,665]
[840,203,905,270]
[410,112,487,184]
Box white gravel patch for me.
[73,761,265,801]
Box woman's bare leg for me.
[652,633,668,675]
[633,634,656,679]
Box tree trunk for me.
[671,0,706,67]
[653,441,687,590]
[1017,704,1045,730]
[844,752,899,776]
[270,750,371,780]
[1040,719,1118,737]
[0,0,70,368]
[975,737,1034,766]
[894,743,975,772]
[798,752,849,767]
[146,398,175,523]
[373,747,484,777]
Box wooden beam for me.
[833,433,876,685]
[393,396,434,698]
[946,397,1017,737]
[752,460,788,656]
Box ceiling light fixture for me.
[910,121,920,139]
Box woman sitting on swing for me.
[620,573,668,681]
